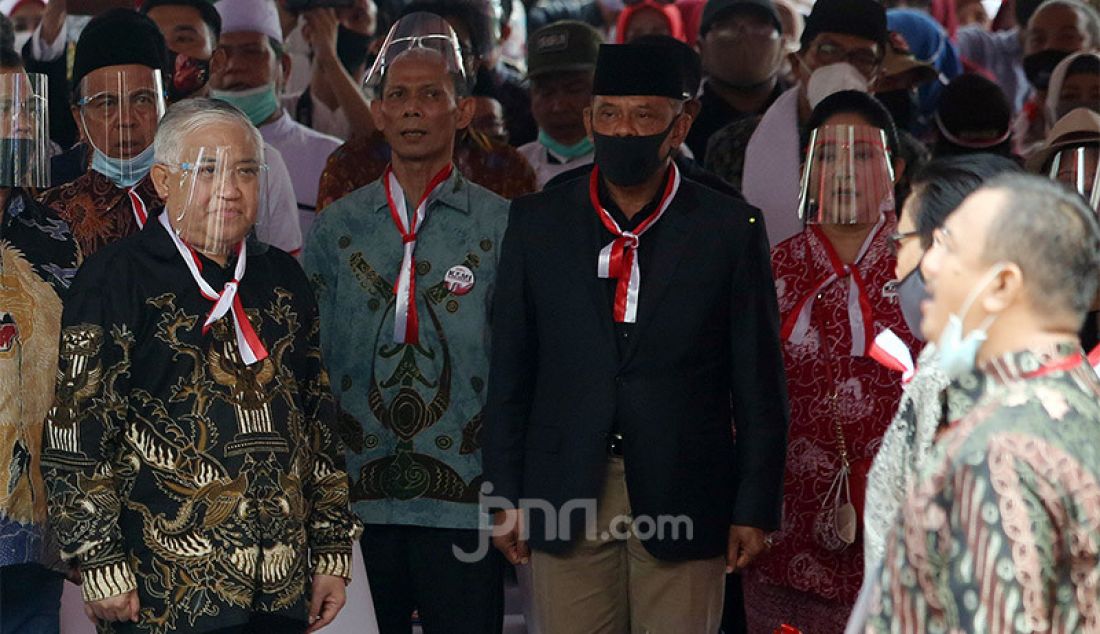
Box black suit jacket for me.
[483,171,790,561]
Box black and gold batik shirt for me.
[41,217,360,633]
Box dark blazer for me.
[483,170,790,562]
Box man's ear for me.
[670,108,693,147]
[369,98,384,132]
[790,51,809,83]
[583,105,593,138]
[684,97,702,120]
[209,47,226,75]
[982,262,1023,314]
[150,162,172,201]
[278,53,293,91]
[70,105,86,144]
[454,95,475,130]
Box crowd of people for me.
[0,0,1097,633]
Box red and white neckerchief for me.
[128,188,149,227]
[384,163,453,344]
[780,215,885,356]
[869,328,916,383]
[158,213,269,365]
[592,164,681,323]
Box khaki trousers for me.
[528,457,726,634]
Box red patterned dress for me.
[744,218,917,634]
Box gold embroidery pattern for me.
[0,242,62,527]
[42,289,358,632]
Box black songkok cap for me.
[71,8,169,92]
[593,44,687,100]
[800,0,888,50]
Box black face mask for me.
[592,117,677,187]
[336,26,372,76]
[0,138,34,187]
[1023,49,1071,91]
[876,89,919,131]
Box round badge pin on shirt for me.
[444,265,475,296]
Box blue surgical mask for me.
[935,264,1006,380]
[896,264,929,342]
[539,129,594,161]
[91,143,156,188]
[211,85,279,127]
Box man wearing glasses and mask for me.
[33,9,166,258]
[33,7,304,260]
[484,43,789,633]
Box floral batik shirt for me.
[869,344,1100,633]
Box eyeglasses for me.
[167,161,266,184]
[0,95,46,117]
[887,229,920,255]
[78,89,161,119]
[812,42,881,76]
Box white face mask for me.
[935,263,1007,380]
[805,62,869,110]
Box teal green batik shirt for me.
[303,167,509,529]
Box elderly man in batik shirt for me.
[41,98,360,634]
[869,175,1100,633]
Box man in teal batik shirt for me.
[302,12,509,634]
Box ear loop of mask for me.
[954,262,1008,336]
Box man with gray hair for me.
[868,174,1100,633]
[41,97,361,633]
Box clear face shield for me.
[363,12,467,99]
[798,124,896,225]
[77,67,166,185]
[1049,144,1100,211]
[0,73,49,188]
[161,145,268,258]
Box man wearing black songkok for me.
[36,9,168,258]
[484,44,790,633]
